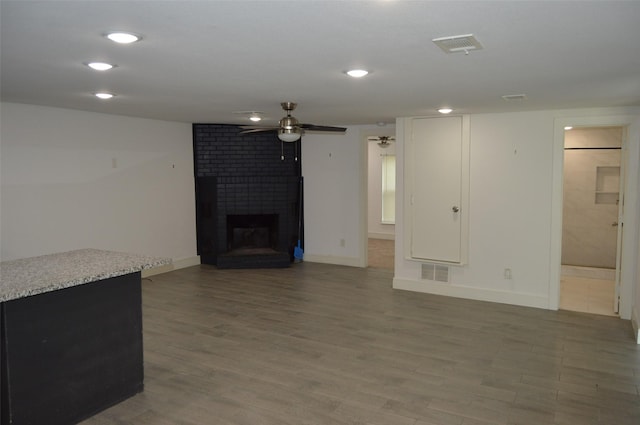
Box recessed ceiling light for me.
[87,62,115,71]
[564,126,573,131]
[346,69,369,78]
[106,32,141,44]
[438,108,453,114]
[234,110,264,121]
[94,92,114,99]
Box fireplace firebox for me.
[226,214,278,254]
[216,213,291,269]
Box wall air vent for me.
[432,34,483,54]
[421,263,450,283]
[435,265,449,283]
[421,263,435,280]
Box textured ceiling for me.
[1,0,639,127]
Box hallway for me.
[367,238,394,270]
[560,266,617,317]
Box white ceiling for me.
[2,0,639,127]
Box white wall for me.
[636,153,640,340]
[302,125,390,267]
[394,108,640,322]
[395,111,555,307]
[302,128,363,267]
[0,103,197,264]
[636,233,640,342]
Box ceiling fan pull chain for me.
[295,141,298,162]
[281,140,285,161]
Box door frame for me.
[361,127,397,269]
[550,112,640,320]
[614,129,628,313]
[560,126,626,314]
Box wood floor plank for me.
[79,263,640,425]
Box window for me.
[381,155,396,224]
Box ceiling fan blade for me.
[239,125,279,130]
[239,127,278,134]
[300,124,347,133]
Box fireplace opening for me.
[226,214,278,255]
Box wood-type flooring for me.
[81,263,640,425]
[367,238,394,270]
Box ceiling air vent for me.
[502,94,527,101]
[432,34,483,54]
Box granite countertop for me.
[0,249,172,302]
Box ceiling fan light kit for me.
[278,128,301,142]
[368,136,396,148]
[278,105,302,142]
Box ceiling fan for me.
[367,135,396,148]
[239,102,347,142]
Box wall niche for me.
[595,165,620,205]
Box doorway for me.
[367,133,396,270]
[560,126,623,316]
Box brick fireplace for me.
[193,124,302,268]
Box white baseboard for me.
[392,277,549,310]
[303,254,365,268]
[142,255,200,277]
[632,307,640,344]
[368,233,395,240]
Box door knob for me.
[452,206,460,213]
[612,222,618,227]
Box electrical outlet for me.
[340,239,345,247]
[504,268,512,279]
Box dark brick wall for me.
[193,124,302,265]
[194,124,301,177]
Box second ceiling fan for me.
[240,102,347,142]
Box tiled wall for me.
[193,124,302,264]
[562,127,622,268]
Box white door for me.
[410,116,466,263]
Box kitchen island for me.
[1,249,171,425]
